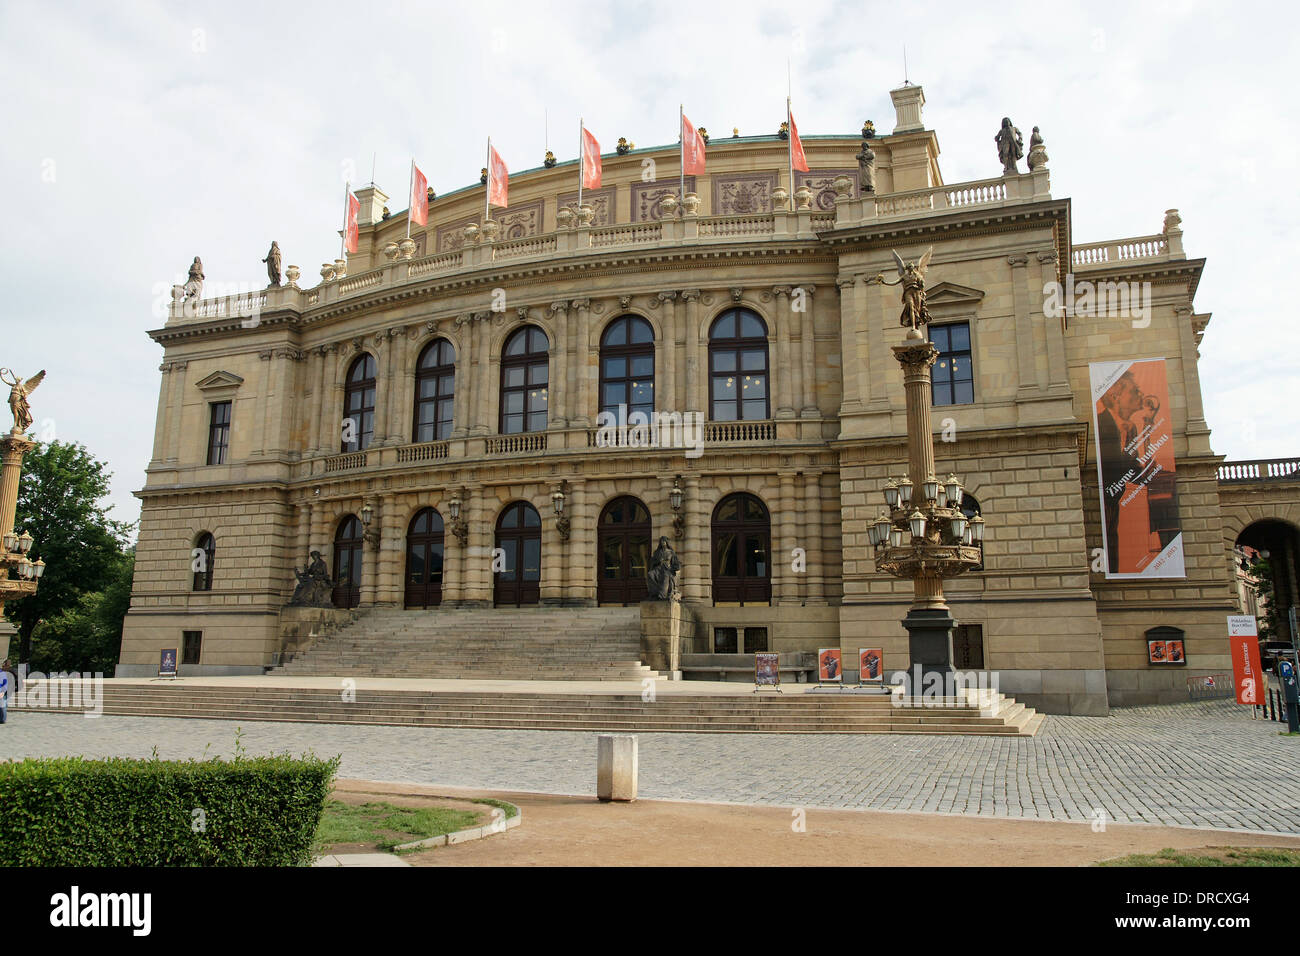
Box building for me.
[120,83,1263,714]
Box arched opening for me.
[597,496,651,605]
[342,354,377,452]
[708,309,769,421]
[405,508,445,608]
[500,326,549,434]
[600,316,655,422]
[413,339,456,443]
[711,492,771,605]
[1234,519,1300,646]
[332,515,364,609]
[192,532,215,591]
[495,501,541,606]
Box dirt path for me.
[334,779,1300,867]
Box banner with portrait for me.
[817,648,842,683]
[1089,358,1184,578]
[858,648,883,684]
[754,652,780,687]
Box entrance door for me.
[404,508,444,608]
[332,515,364,609]
[597,496,651,605]
[494,501,541,607]
[711,493,771,605]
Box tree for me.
[1246,555,1284,643]
[29,551,134,674]
[4,440,134,663]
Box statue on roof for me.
[183,257,204,301]
[995,117,1024,176]
[856,137,876,193]
[263,241,282,287]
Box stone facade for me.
[120,85,1240,714]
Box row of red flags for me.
[343,108,810,254]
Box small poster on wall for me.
[158,648,178,678]
[1166,639,1185,663]
[1147,640,1168,664]
[818,648,842,683]
[754,652,780,690]
[858,648,883,684]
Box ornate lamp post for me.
[0,368,48,661]
[869,256,985,688]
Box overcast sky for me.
[2,0,1296,533]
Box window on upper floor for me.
[600,315,655,421]
[413,339,456,443]
[207,401,231,465]
[931,323,973,406]
[709,309,769,421]
[500,326,549,434]
[342,354,377,452]
[192,532,215,591]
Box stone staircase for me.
[270,606,657,682]
[17,682,1044,736]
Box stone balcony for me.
[1217,458,1300,483]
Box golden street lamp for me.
[0,367,49,661]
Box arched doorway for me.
[495,501,541,606]
[332,515,364,609]
[405,508,445,608]
[598,496,651,605]
[711,492,771,605]
[1234,519,1300,646]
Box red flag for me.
[681,112,706,175]
[410,162,429,226]
[581,127,602,190]
[488,144,509,208]
[344,191,360,254]
[789,109,810,173]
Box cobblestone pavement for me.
[2,700,1296,834]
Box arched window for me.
[405,508,445,608]
[597,496,652,605]
[192,532,215,591]
[342,354,377,452]
[332,515,364,609]
[708,309,769,421]
[494,501,542,606]
[711,492,771,605]
[413,339,456,443]
[960,493,984,571]
[600,316,655,421]
[500,326,549,434]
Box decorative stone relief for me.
[496,200,544,240]
[632,178,695,222]
[558,187,615,227]
[437,216,479,252]
[797,169,857,210]
[710,172,778,215]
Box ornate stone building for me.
[119,84,1237,714]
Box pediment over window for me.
[195,371,245,390]
[926,282,985,310]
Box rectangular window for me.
[952,624,984,669]
[931,323,974,406]
[713,627,738,654]
[743,627,769,653]
[182,630,203,665]
[207,401,231,465]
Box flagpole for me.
[485,137,492,224]
[406,158,414,239]
[340,180,350,260]
[578,118,584,210]
[679,103,685,218]
[787,96,795,207]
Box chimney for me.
[890,83,926,134]
[353,184,389,226]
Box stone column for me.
[376,494,403,606]
[681,290,703,414]
[466,487,492,605]
[571,298,593,427]
[265,348,296,458]
[384,327,408,444]
[452,315,473,439]
[568,479,594,605]
[310,498,330,559]
[0,434,35,542]
[318,346,343,455]
[308,346,326,455]
[836,278,861,414]
[165,361,188,464]
[473,314,493,436]
[776,472,797,604]
[867,277,889,404]
[683,476,709,604]
[773,286,795,418]
[295,499,313,577]
[798,284,818,416]
[150,363,172,465]
[803,471,824,602]
[1008,254,1037,393]
[549,300,570,427]
[657,291,678,416]
[1037,252,1068,389]
[360,495,381,607]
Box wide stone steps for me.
[20,685,1043,736]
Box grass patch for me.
[314,800,482,852]
[1099,847,1300,867]
[473,797,520,820]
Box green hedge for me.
[0,752,340,866]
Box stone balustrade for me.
[1217,458,1300,483]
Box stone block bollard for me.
[597,734,638,802]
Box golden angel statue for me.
[876,247,933,330]
[2,368,45,435]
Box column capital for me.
[656,291,678,303]
[1007,254,1029,267]
[570,297,592,310]
[549,300,570,313]
[772,285,792,298]
[679,288,701,302]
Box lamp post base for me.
[901,606,956,686]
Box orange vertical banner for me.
[1227,615,1263,705]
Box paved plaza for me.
[1,699,1296,835]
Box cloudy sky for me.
[2,0,1295,531]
